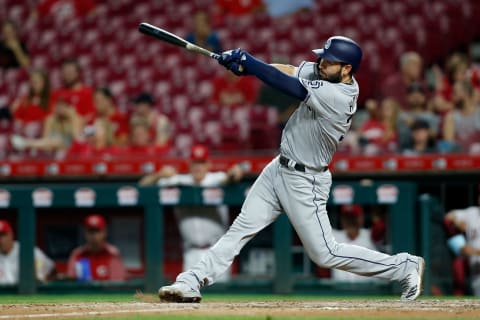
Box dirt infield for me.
[1,299,480,319]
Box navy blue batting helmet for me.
[312,36,363,73]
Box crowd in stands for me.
[1,0,480,160]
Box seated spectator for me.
[431,53,470,116]
[0,220,55,284]
[66,118,120,159]
[397,82,440,147]
[212,72,258,108]
[67,214,126,281]
[10,96,83,157]
[263,0,314,18]
[401,119,438,155]
[0,20,30,69]
[131,92,172,148]
[94,87,129,146]
[11,69,52,140]
[359,98,399,155]
[331,205,379,283]
[442,81,480,153]
[125,117,171,156]
[380,52,424,108]
[50,59,95,124]
[186,11,222,54]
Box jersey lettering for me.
[307,80,323,89]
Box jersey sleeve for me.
[202,172,228,186]
[157,174,193,186]
[295,61,341,117]
[34,247,55,281]
[452,207,477,224]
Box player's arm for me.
[138,166,177,186]
[218,49,307,100]
[270,64,296,76]
[460,244,480,256]
[445,210,467,232]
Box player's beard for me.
[319,69,342,83]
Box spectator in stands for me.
[131,92,172,149]
[0,108,13,159]
[444,189,480,296]
[51,59,95,124]
[359,98,399,155]
[10,96,83,157]
[186,11,222,54]
[94,87,129,146]
[126,116,171,156]
[139,144,246,281]
[431,53,470,116]
[67,214,126,281]
[0,20,30,69]
[401,119,438,155]
[331,205,379,283]
[262,0,314,18]
[212,72,258,108]
[442,81,480,154]
[0,220,55,284]
[380,52,424,108]
[11,69,52,140]
[66,118,120,159]
[397,82,440,148]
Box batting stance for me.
[159,36,425,302]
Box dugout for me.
[0,181,420,296]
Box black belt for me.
[279,156,327,173]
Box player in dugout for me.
[67,214,126,282]
[0,220,55,284]
[159,36,425,303]
[139,144,247,281]
[445,186,480,296]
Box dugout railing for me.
[0,181,419,295]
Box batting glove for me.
[218,48,249,76]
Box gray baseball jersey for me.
[280,61,358,168]
[173,61,421,294]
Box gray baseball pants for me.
[177,156,418,288]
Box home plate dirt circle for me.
[1,300,479,319]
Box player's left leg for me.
[276,167,424,301]
[159,157,283,302]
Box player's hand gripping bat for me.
[138,22,220,61]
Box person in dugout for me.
[67,214,126,281]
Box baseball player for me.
[445,188,480,296]
[139,144,245,282]
[159,36,425,302]
[0,220,55,284]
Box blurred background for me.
[0,0,480,297]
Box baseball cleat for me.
[158,281,202,303]
[400,256,425,302]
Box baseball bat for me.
[138,22,220,61]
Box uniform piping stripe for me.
[311,175,417,269]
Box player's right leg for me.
[159,158,283,302]
[276,167,425,301]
